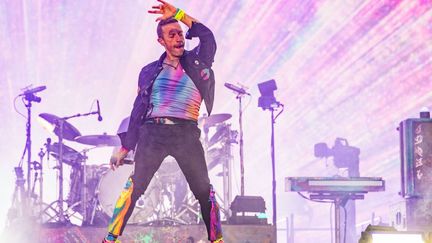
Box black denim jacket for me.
[119,22,217,150]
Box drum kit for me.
[32,112,235,226]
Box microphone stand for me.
[225,83,249,196]
[23,94,41,215]
[9,90,43,223]
[21,89,44,213]
[25,99,32,202]
[237,93,246,196]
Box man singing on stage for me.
[102,0,223,242]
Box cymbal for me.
[198,113,232,127]
[75,134,121,147]
[209,125,229,147]
[38,113,82,141]
[50,142,84,167]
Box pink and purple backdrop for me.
[1,0,432,242]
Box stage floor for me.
[3,223,275,243]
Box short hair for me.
[157,17,179,38]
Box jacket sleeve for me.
[118,94,147,151]
[118,67,151,151]
[186,22,217,67]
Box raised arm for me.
[148,0,198,28]
[148,0,217,65]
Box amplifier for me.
[399,118,432,198]
[398,118,432,230]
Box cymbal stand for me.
[56,118,66,223]
[80,148,90,224]
[49,115,78,223]
[39,119,68,224]
[40,106,101,224]
[37,148,45,220]
[55,110,99,224]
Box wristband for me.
[174,8,185,21]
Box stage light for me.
[257,79,278,110]
[370,232,424,243]
[359,225,429,243]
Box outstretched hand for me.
[148,0,177,22]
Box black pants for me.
[107,123,213,239]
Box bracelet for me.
[174,8,185,21]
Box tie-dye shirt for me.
[147,62,202,121]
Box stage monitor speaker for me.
[230,195,266,212]
[229,195,267,225]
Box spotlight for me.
[257,79,279,110]
[358,225,429,243]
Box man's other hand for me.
[110,148,129,171]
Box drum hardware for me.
[38,138,52,211]
[199,113,232,156]
[38,106,101,225]
[75,134,121,147]
[203,122,237,220]
[8,87,46,222]
[29,152,45,221]
[39,113,78,224]
[80,148,90,225]
[80,150,112,226]
[97,164,162,225]
[38,113,82,141]
[49,142,85,168]
[171,190,201,225]
[48,130,129,226]
[35,148,45,218]
[97,158,203,226]
[66,161,111,226]
[7,167,27,226]
[7,87,47,226]
[72,133,123,224]
[65,146,111,226]
[198,113,232,128]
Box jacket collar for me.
[157,52,166,67]
[157,51,188,67]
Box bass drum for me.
[97,163,162,224]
